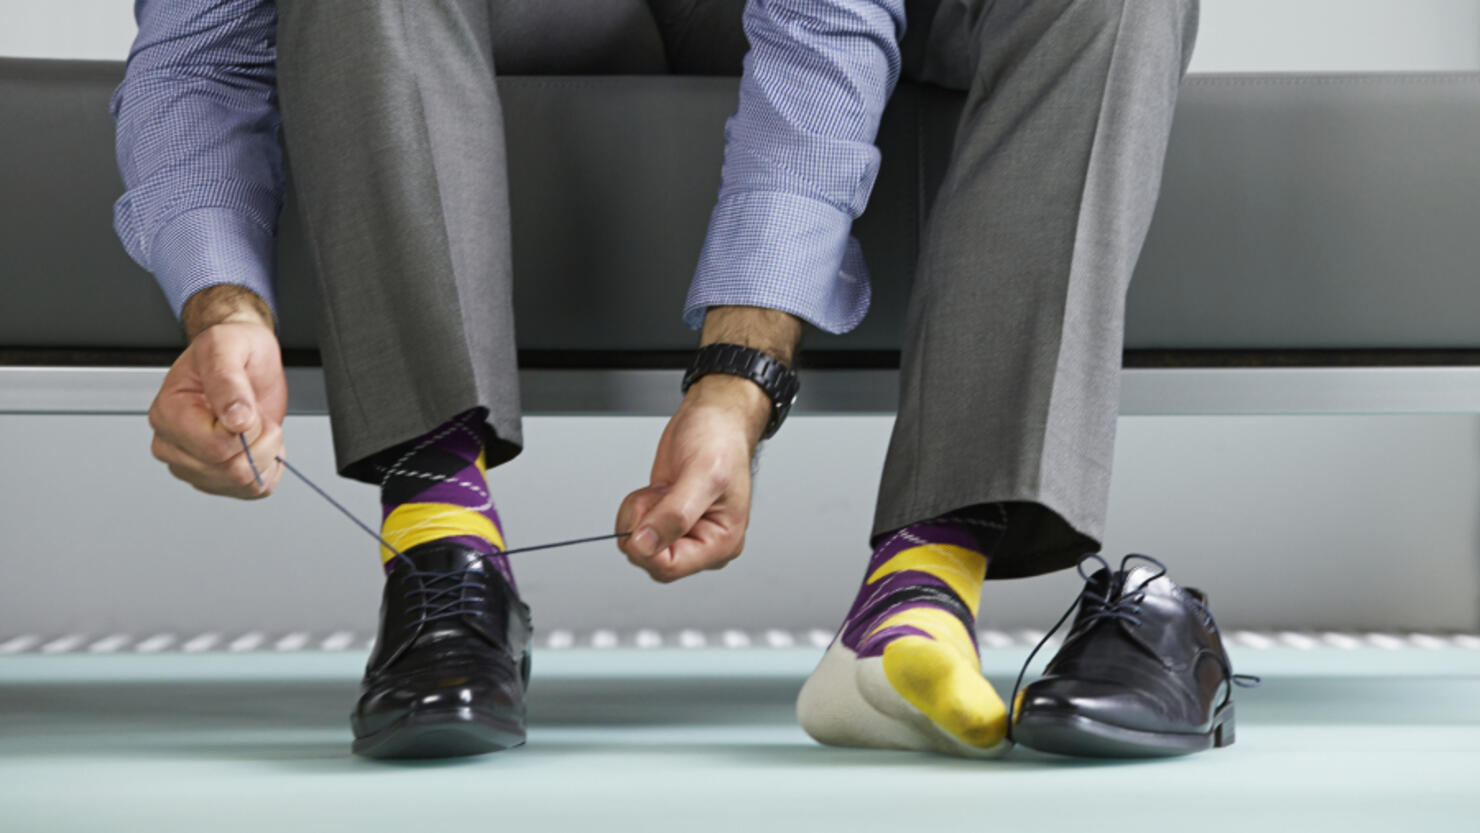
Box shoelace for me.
[1007,553,1260,741]
[249,438,629,630]
[399,566,491,625]
[271,453,491,629]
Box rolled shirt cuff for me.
[683,191,871,335]
[149,206,277,319]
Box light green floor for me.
[2,647,1477,833]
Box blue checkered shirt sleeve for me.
[111,0,283,319]
[683,0,906,334]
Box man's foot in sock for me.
[377,409,514,587]
[797,505,1010,757]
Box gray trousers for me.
[275,0,1198,579]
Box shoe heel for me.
[1212,702,1236,748]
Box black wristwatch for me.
[681,343,801,439]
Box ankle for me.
[876,503,1007,558]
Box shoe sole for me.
[352,707,525,760]
[1012,702,1235,758]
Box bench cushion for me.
[2,59,1478,356]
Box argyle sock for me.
[797,503,1007,756]
[377,410,513,589]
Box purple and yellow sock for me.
[377,410,513,589]
[798,504,1008,755]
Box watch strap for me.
[681,343,800,439]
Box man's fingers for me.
[616,487,662,557]
[225,421,284,497]
[629,463,730,559]
[150,393,242,463]
[235,426,285,495]
[194,332,259,436]
[153,421,284,499]
[643,528,743,583]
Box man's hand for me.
[148,285,287,499]
[617,306,802,582]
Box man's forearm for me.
[181,284,275,341]
[681,1,903,336]
[698,305,803,367]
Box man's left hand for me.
[616,374,769,583]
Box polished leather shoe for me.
[1010,554,1256,758]
[351,540,532,759]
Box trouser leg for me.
[875,0,1199,578]
[276,0,521,481]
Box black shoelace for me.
[257,442,629,631]
[1007,553,1260,742]
[399,565,491,625]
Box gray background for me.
[3,412,1478,634]
[2,411,1480,633]
[3,1,1479,636]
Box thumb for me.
[617,486,663,557]
[194,333,259,436]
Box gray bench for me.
[3,59,1480,417]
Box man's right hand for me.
[148,285,287,499]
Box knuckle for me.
[669,509,698,533]
[651,507,683,533]
[673,496,707,525]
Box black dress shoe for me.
[352,540,532,759]
[1010,554,1257,758]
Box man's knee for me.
[276,0,400,40]
[275,0,407,72]
[968,0,1198,73]
[1020,0,1197,27]
[278,0,494,72]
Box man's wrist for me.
[181,284,275,341]
[698,305,802,366]
[686,373,773,446]
[691,306,803,443]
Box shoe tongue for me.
[400,541,488,575]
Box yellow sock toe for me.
[876,639,1006,748]
[881,636,1007,748]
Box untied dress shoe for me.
[352,540,532,758]
[1010,554,1258,758]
